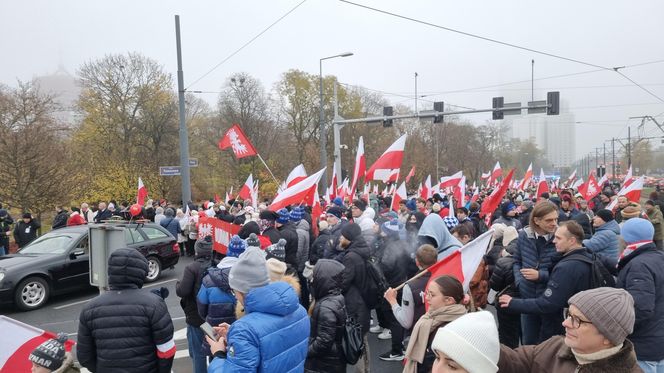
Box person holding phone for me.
[205,247,309,372]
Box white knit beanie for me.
[431,311,499,373]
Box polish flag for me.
[420,175,432,200]
[480,169,514,218]
[387,169,400,184]
[597,174,608,187]
[618,176,644,203]
[0,316,76,372]
[269,168,326,211]
[391,182,407,212]
[238,174,254,200]
[454,176,466,208]
[424,229,494,310]
[218,123,258,159]
[337,178,350,201]
[536,168,549,198]
[440,171,463,189]
[362,184,370,203]
[311,187,322,236]
[470,183,480,203]
[328,167,338,201]
[579,174,601,201]
[252,180,259,209]
[518,163,533,191]
[137,177,148,206]
[350,137,366,197]
[481,171,491,180]
[285,164,307,188]
[405,165,416,183]
[488,162,502,185]
[365,134,407,181]
[623,165,634,188]
[566,168,578,187]
[571,177,584,190]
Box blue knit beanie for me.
[381,219,400,238]
[227,235,247,258]
[621,218,654,244]
[290,207,304,222]
[443,216,459,230]
[276,208,290,224]
[406,199,417,211]
[333,197,344,207]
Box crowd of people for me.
[16,182,664,373]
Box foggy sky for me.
[2,0,663,161]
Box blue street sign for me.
[159,166,181,176]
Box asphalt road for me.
[0,255,403,373]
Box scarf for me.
[403,304,467,373]
[619,240,652,261]
[572,343,623,365]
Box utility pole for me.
[414,72,419,115]
[603,143,606,169]
[175,15,192,204]
[627,126,631,167]
[612,138,616,181]
[531,59,535,102]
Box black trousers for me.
[496,306,521,348]
[375,292,404,354]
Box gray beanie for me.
[568,287,635,345]
[228,247,270,294]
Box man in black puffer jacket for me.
[176,236,213,373]
[276,208,300,274]
[305,259,346,373]
[77,248,175,373]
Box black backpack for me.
[574,253,616,288]
[362,256,390,309]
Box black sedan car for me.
[0,223,179,311]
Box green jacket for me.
[647,205,664,240]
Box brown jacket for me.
[498,336,642,373]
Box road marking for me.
[174,327,187,341]
[144,278,177,287]
[53,298,93,310]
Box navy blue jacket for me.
[617,243,664,361]
[508,248,612,341]
[197,265,237,327]
[513,227,560,299]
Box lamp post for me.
[319,52,353,189]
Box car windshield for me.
[19,234,76,255]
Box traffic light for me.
[492,97,504,120]
[383,106,393,127]
[433,101,444,123]
[547,91,560,115]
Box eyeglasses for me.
[564,308,593,329]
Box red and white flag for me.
[382,186,389,198]
[218,124,258,159]
[597,173,608,187]
[252,180,259,209]
[440,171,463,189]
[417,182,423,198]
[365,134,407,181]
[137,177,148,206]
[328,167,338,201]
[480,169,514,218]
[536,168,549,198]
[405,165,416,183]
[285,164,307,188]
[454,176,466,208]
[571,177,584,190]
[481,171,491,180]
[270,168,326,211]
[391,182,407,212]
[488,161,502,185]
[362,184,370,203]
[623,165,634,188]
[424,229,494,310]
[579,174,601,201]
[238,174,254,200]
[518,163,533,191]
[470,182,480,203]
[618,176,644,203]
[421,175,432,200]
[387,169,400,184]
[350,136,366,197]
[0,316,76,372]
[566,168,578,187]
[337,178,350,201]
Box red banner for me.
[197,216,241,255]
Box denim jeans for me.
[638,359,664,373]
[521,313,543,345]
[187,324,208,373]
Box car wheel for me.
[146,256,162,282]
[15,277,50,311]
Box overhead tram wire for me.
[185,0,308,90]
[338,81,477,110]
[338,0,664,103]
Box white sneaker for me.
[377,329,392,340]
[369,325,384,334]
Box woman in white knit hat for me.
[431,311,500,373]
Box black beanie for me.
[341,223,362,242]
[29,333,68,370]
[596,209,614,223]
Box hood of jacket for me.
[108,248,148,289]
[418,214,462,251]
[597,219,620,235]
[311,259,344,300]
[295,218,310,232]
[205,267,232,291]
[244,281,300,316]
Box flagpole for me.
[256,153,281,187]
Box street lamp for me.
[320,52,353,188]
